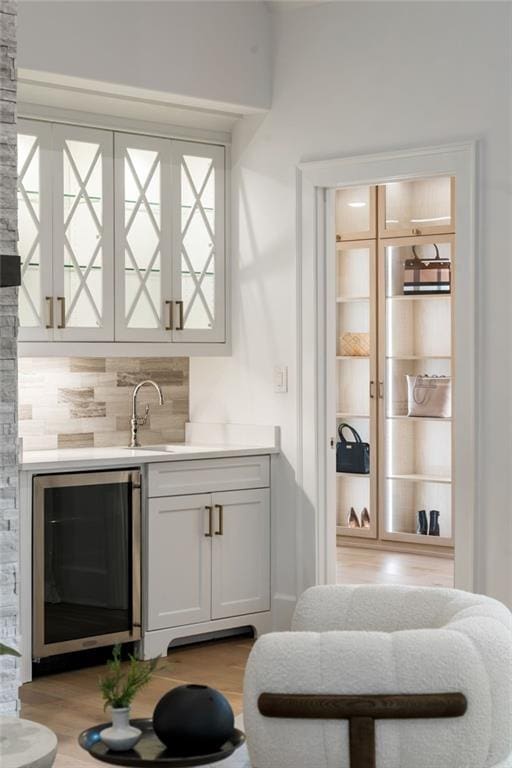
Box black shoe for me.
[429,510,440,536]
[416,509,428,535]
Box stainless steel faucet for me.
[130,380,164,448]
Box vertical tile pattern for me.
[0,0,19,716]
[18,357,189,450]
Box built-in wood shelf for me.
[387,473,451,484]
[336,295,370,303]
[386,355,451,361]
[337,472,371,479]
[386,415,452,423]
[337,355,370,360]
[386,294,451,302]
[337,412,370,419]
[384,530,454,547]
[336,525,373,537]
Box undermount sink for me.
[133,444,176,452]
[127,443,203,453]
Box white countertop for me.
[20,442,278,472]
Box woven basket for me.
[339,332,370,357]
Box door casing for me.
[296,143,477,596]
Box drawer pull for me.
[205,505,213,537]
[215,504,224,536]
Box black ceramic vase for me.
[153,684,234,755]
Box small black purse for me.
[336,423,370,474]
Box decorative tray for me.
[79,719,246,767]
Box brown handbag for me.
[403,244,451,295]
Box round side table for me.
[0,717,57,768]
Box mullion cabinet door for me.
[333,237,378,540]
[378,177,455,238]
[17,119,53,341]
[171,140,225,342]
[114,132,172,341]
[377,235,454,546]
[52,124,114,341]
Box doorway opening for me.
[331,177,455,588]
[297,142,476,596]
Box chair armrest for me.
[243,630,491,768]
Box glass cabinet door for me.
[379,236,454,545]
[334,238,377,539]
[379,176,455,238]
[171,141,225,343]
[335,185,376,242]
[114,133,172,342]
[52,125,114,341]
[17,119,53,341]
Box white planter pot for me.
[100,708,141,752]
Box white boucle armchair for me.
[244,585,512,768]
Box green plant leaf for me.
[99,644,160,710]
[0,642,21,657]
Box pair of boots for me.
[417,509,440,536]
[348,507,370,529]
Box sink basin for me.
[132,444,176,452]
[126,444,205,453]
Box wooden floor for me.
[20,636,253,768]
[21,547,453,766]
[337,545,454,588]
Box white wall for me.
[17,1,272,112]
[191,1,512,608]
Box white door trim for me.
[296,142,478,595]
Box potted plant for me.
[0,642,21,657]
[99,644,158,751]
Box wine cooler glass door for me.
[33,469,141,658]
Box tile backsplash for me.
[18,357,189,451]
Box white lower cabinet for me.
[146,483,271,635]
[211,489,270,620]
[147,494,212,630]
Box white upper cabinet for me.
[114,133,172,342]
[172,141,225,343]
[52,125,114,341]
[17,119,52,341]
[17,121,227,350]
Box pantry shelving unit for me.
[334,176,455,553]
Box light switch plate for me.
[273,365,288,393]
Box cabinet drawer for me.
[148,456,270,497]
